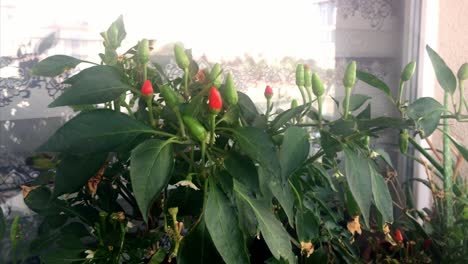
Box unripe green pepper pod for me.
[209,63,222,88]
[223,73,238,106]
[291,99,298,109]
[174,44,190,70]
[458,63,468,81]
[304,69,312,89]
[343,61,357,88]
[364,136,370,147]
[296,64,305,87]
[159,85,179,110]
[401,61,416,82]
[399,129,409,154]
[183,116,207,143]
[312,73,325,97]
[137,39,150,64]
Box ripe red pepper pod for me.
[423,239,432,250]
[141,80,153,96]
[394,229,404,243]
[264,85,273,99]
[209,87,223,114]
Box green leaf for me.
[343,147,372,226]
[233,127,280,179]
[357,103,371,119]
[310,163,337,192]
[329,118,357,136]
[369,163,393,223]
[356,70,392,98]
[130,139,174,223]
[54,153,107,197]
[375,148,394,168]
[348,94,371,111]
[234,181,296,264]
[442,132,468,162]
[280,127,309,180]
[224,153,260,193]
[49,66,131,107]
[40,248,85,264]
[295,209,319,242]
[177,219,223,264]
[37,109,152,154]
[237,92,259,124]
[407,97,445,138]
[270,105,307,131]
[149,249,166,264]
[31,55,82,77]
[24,186,54,214]
[268,176,295,227]
[0,208,5,240]
[358,117,413,130]
[426,45,457,94]
[205,182,250,264]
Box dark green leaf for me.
[54,153,107,196]
[270,105,307,131]
[343,147,372,226]
[177,219,223,264]
[149,249,166,264]
[40,248,85,264]
[426,45,457,94]
[369,163,393,223]
[238,92,259,124]
[358,117,413,130]
[348,94,371,111]
[234,181,295,264]
[356,70,392,98]
[49,66,131,107]
[295,209,319,242]
[280,127,309,180]
[268,176,295,227]
[375,148,394,168]
[310,163,337,192]
[31,55,82,77]
[357,103,371,119]
[205,182,250,264]
[320,130,342,157]
[24,186,53,214]
[329,118,358,136]
[130,139,174,222]
[407,97,445,138]
[36,32,57,54]
[37,109,152,154]
[233,127,280,179]
[443,132,468,162]
[224,153,259,193]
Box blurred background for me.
[0,0,467,258]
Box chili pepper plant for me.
[4,16,466,263]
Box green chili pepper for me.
[343,61,357,88]
[296,64,305,87]
[183,116,207,143]
[312,73,325,97]
[209,63,222,88]
[399,129,409,154]
[223,73,238,106]
[137,39,150,64]
[174,44,190,70]
[401,61,416,82]
[159,85,180,110]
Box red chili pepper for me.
[141,80,153,96]
[209,87,222,114]
[423,239,432,250]
[264,85,273,99]
[395,229,404,243]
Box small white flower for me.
[369,151,380,159]
[175,180,200,191]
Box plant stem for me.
[343,87,351,119]
[210,114,216,146]
[317,95,323,128]
[459,79,465,114]
[398,79,405,107]
[174,109,187,139]
[145,97,155,127]
[121,101,135,118]
[183,67,189,97]
[298,85,307,105]
[443,91,454,228]
[266,98,272,121]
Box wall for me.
[436,0,468,177]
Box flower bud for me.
[137,39,150,64]
[343,61,357,88]
[223,73,238,106]
[312,73,325,97]
[174,44,190,70]
[296,64,305,86]
[183,116,208,143]
[457,63,468,81]
[399,129,409,154]
[264,85,273,99]
[209,87,223,114]
[401,61,416,81]
[141,80,154,96]
[209,63,222,88]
